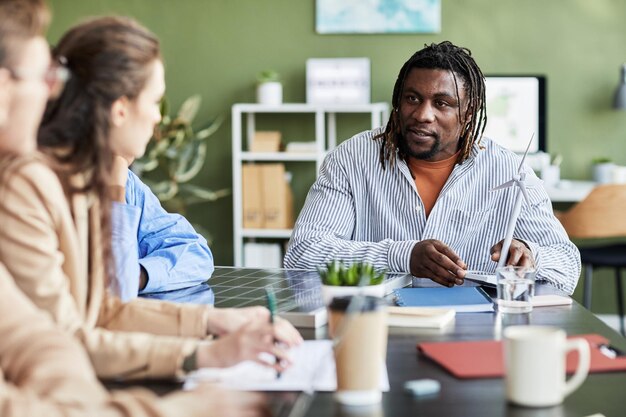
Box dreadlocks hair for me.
[375,41,487,168]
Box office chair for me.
[557,184,626,336]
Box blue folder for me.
[394,286,494,313]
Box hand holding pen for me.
[193,300,302,370]
[265,287,283,378]
[194,316,301,370]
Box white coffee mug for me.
[503,326,590,407]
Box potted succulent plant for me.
[591,157,615,184]
[256,69,283,105]
[317,261,386,305]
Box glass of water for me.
[496,266,536,314]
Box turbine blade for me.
[491,179,515,191]
[517,133,535,173]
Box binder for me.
[261,163,293,229]
[394,287,494,313]
[242,164,264,228]
[418,334,626,379]
[251,131,281,152]
[242,163,294,229]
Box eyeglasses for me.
[7,57,70,99]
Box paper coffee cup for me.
[328,296,388,406]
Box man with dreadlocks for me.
[284,41,580,294]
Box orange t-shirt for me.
[407,151,460,217]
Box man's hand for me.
[490,239,535,268]
[409,239,467,287]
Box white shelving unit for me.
[232,102,390,267]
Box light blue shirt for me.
[110,170,214,300]
[284,128,581,295]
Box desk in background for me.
[112,267,626,417]
[544,180,596,203]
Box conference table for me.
[297,284,626,417]
[117,268,626,417]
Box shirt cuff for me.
[138,256,169,294]
[110,202,142,301]
[521,239,540,270]
[148,337,199,380]
[178,304,212,338]
[388,240,420,273]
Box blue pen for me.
[265,288,281,378]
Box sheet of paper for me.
[464,271,497,287]
[184,340,389,392]
[531,294,573,307]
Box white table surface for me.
[543,179,596,202]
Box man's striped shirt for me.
[284,128,581,295]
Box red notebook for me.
[418,334,626,379]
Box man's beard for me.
[398,133,441,161]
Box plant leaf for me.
[177,94,202,123]
[196,114,224,139]
[178,183,230,204]
[144,180,178,202]
[174,141,206,183]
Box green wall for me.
[47,0,626,312]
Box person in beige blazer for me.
[0,15,301,381]
[0,263,270,417]
[0,1,269,415]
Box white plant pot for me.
[592,163,615,184]
[256,82,283,105]
[321,284,386,305]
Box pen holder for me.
[541,165,560,187]
[328,296,388,406]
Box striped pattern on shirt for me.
[284,128,581,295]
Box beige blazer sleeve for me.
[0,264,222,417]
[99,294,211,337]
[0,263,109,415]
[0,156,200,380]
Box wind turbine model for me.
[493,134,536,268]
[465,134,537,286]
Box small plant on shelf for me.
[592,157,612,164]
[256,69,283,105]
[318,260,386,287]
[257,69,280,84]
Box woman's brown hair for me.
[38,16,161,283]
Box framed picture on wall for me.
[306,58,370,105]
[483,75,547,154]
[316,0,441,34]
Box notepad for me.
[394,287,494,313]
[418,334,626,379]
[387,306,455,329]
[184,340,390,392]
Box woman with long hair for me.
[0,14,300,381]
[0,1,269,416]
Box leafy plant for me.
[132,94,230,218]
[592,157,613,164]
[257,69,280,84]
[318,261,386,286]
